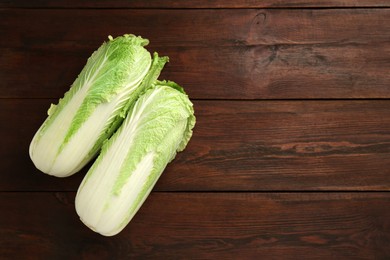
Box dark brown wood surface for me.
[1,9,390,99]
[1,192,389,259]
[1,99,389,191]
[0,0,389,258]
[1,0,390,8]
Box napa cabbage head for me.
[76,81,195,236]
[29,34,168,177]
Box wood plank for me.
[3,44,390,99]
[1,9,389,99]
[1,0,389,8]
[2,9,389,48]
[1,192,389,258]
[1,99,389,191]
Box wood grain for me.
[1,9,389,99]
[1,0,389,8]
[1,192,389,259]
[1,99,389,192]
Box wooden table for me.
[1,1,389,258]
